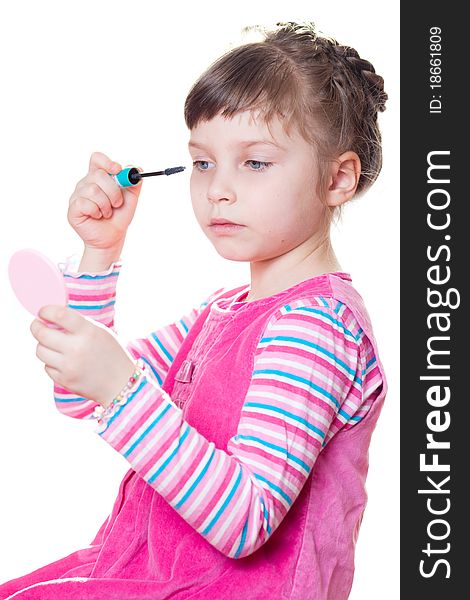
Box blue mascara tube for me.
[110,165,186,188]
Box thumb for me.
[38,305,80,332]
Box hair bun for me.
[342,52,388,113]
[310,37,388,113]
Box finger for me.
[123,163,143,173]
[123,164,144,175]
[37,305,82,333]
[76,169,124,209]
[44,365,60,385]
[93,169,125,207]
[71,196,105,220]
[30,318,68,350]
[74,182,114,218]
[35,342,63,370]
[44,364,63,385]
[89,151,122,175]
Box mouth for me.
[208,218,246,235]
[209,218,243,226]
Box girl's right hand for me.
[67,151,143,251]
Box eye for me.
[246,160,273,172]
[192,159,274,173]
[192,160,213,171]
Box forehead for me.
[188,110,299,151]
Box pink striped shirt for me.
[54,258,382,558]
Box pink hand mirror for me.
[8,248,68,328]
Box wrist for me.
[79,243,125,272]
[100,358,137,409]
[93,358,145,425]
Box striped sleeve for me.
[124,288,224,389]
[95,296,377,558]
[53,255,223,420]
[52,257,123,419]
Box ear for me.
[325,151,361,208]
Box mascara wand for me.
[111,165,186,188]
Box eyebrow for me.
[188,139,286,151]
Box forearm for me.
[54,254,124,418]
[95,299,365,557]
[96,376,276,558]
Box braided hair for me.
[184,21,388,223]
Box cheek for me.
[265,187,319,239]
[189,175,198,199]
[257,183,303,223]
[251,196,299,241]
[189,178,204,208]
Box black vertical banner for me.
[401,3,467,597]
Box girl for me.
[1,21,388,600]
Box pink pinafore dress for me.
[0,273,387,599]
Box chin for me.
[210,244,255,262]
[214,249,251,262]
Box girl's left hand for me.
[30,305,136,408]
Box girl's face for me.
[188,110,327,264]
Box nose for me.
[206,168,236,204]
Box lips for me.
[210,218,243,226]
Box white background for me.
[0,1,399,597]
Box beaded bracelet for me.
[93,358,145,426]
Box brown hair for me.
[184,21,388,225]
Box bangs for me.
[184,44,309,141]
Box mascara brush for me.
[111,165,186,188]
